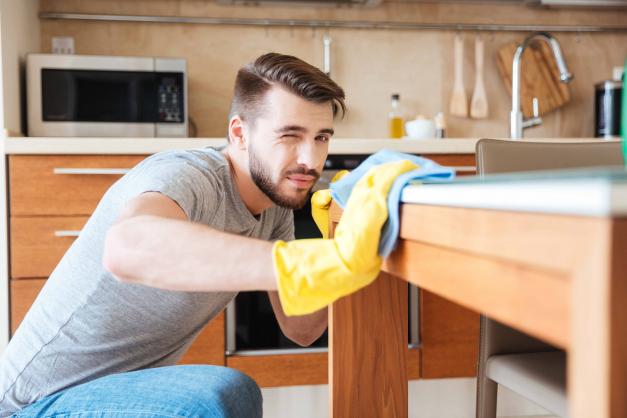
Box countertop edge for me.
[2,137,614,155]
[3,137,479,155]
[400,173,627,217]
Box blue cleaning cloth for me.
[330,149,455,257]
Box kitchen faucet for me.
[510,32,573,139]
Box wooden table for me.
[328,170,627,418]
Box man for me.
[0,52,345,417]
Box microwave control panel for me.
[157,72,185,123]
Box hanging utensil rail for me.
[39,12,627,33]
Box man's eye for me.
[281,134,297,139]
[316,136,330,143]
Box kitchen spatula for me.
[470,36,488,119]
[450,35,468,117]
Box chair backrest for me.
[476,139,623,175]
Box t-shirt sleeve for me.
[270,209,295,242]
[125,151,222,223]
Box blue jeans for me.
[13,365,262,418]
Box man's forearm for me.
[103,215,277,292]
[267,291,328,346]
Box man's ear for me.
[228,116,247,150]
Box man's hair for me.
[228,52,346,135]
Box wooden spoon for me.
[470,36,489,119]
[449,34,468,117]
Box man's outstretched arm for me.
[103,191,327,346]
[103,191,276,292]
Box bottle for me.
[388,93,404,139]
[435,112,446,139]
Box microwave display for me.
[41,69,184,124]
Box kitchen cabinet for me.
[7,154,227,369]
[6,151,477,386]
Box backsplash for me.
[40,0,627,139]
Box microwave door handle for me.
[53,168,131,175]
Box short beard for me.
[248,146,318,210]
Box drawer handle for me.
[54,230,81,237]
[450,166,476,173]
[53,168,131,175]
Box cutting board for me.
[496,41,571,119]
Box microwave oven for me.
[27,54,188,137]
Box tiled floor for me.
[261,378,558,418]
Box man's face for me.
[245,86,334,210]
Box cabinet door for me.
[178,312,226,367]
[420,290,479,378]
[9,155,147,216]
[10,216,88,278]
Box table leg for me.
[569,219,627,418]
[329,272,408,418]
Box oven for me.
[225,154,420,355]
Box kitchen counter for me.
[3,137,477,155]
[2,137,612,155]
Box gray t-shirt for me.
[0,147,294,416]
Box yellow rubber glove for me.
[311,170,349,238]
[273,160,418,316]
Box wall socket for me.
[52,37,75,54]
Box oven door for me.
[225,155,420,355]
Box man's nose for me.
[296,141,320,170]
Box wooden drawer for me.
[228,352,328,387]
[9,155,147,216]
[424,154,476,176]
[226,347,419,388]
[10,278,46,334]
[10,216,88,279]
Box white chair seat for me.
[486,351,567,418]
